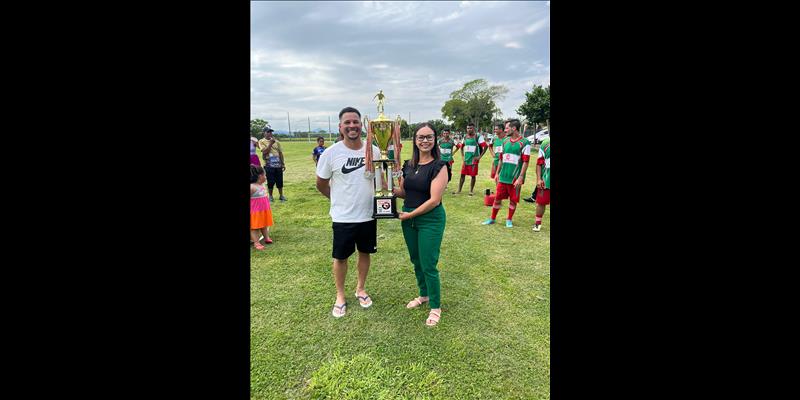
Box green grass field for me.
[251,139,550,399]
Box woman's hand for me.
[398,212,412,221]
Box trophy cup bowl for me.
[371,117,394,163]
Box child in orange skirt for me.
[250,164,274,250]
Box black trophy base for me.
[373,195,399,219]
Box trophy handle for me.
[393,116,402,168]
[364,116,374,175]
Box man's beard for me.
[343,129,361,140]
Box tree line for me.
[251,78,549,138]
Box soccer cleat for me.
[506,219,513,228]
[482,219,495,225]
[523,196,535,203]
[279,196,287,202]
[269,195,274,202]
[533,224,541,232]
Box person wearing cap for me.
[258,127,287,202]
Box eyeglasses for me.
[416,135,435,142]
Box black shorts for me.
[332,219,377,260]
[265,167,283,189]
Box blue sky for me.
[251,1,549,132]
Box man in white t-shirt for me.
[316,106,382,318]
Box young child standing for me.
[312,136,326,166]
[250,164,274,250]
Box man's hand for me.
[282,164,286,172]
[513,178,524,190]
[537,179,545,189]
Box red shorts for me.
[536,188,550,205]
[461,163,479,176]
[495,182,521,203]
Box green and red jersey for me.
[457,135,488,165]
[439,138,455,162]
[492,135,508,166]
[496,136,531,184]
[538,138,550,189]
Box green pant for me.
[401,204,446,309]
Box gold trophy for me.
[364,90,402,219]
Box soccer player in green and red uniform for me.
[487,123,508,180]
[482,119,530,228]
[533,136,550,232]
[454,123,488,195]
[438,128,455,182]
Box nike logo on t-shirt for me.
[341,157,366,174]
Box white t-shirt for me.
[316,140,382,223]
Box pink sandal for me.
[426,310,441,327]
[406,297,429,309]
[264,238,273,244]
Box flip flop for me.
[332,302,347,318]
[355,292,372,308]
[254,243,265,250]
[264,238,273,244]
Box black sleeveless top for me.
[401,160,447,208]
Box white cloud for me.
[251,1,549,129]
[341,1,421,25]
[476,27,513,44]
[525,16,550,34]
[433,11,461,23]
[278,61,334,71]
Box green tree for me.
[250,119,269,139]
[441,79,508,130]
[399,119,410,139]
[441,99,470,130]
[423,119,450,135]
[516,85,550,125]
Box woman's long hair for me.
[410,122,440,167]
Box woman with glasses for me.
[392,123,448,327]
